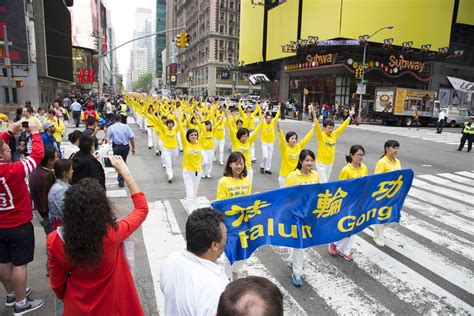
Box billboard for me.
[0,0,29,65]
[68,0,107,51]
[394,88,435,116]
[375,90,395,113]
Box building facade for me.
[156,0,167,78]
[239,0,474,111]
[166,0,252,96]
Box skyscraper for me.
[155,0,166,78]
[128,7,153,86]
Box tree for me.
[131,72,153,92]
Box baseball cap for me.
[42,121,54,130]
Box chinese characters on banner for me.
[212,170,414,264]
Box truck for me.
[374,87,436,126]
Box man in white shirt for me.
[437,110,447,134]
[160,208,229,316]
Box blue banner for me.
[211,169,414,264]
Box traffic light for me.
[176,32,190,48]
[355,67,363,79]
[13,79,24,88]
[182,32,189,47]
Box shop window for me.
[12,88,17,104]
[3,87,9,103]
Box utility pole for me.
[2,25,11,99]
[98,1,103,98]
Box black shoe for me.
[260,168,264,174]
[13,298,45,316]
[118,181,124,188]
[6,288,32,307]
[168,178,172,183]
[457,149,462,151]
[157,151,162,156]
[148,146,152,149]
[265,170,273,174]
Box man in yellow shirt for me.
[311,106,354,183]
[260,111,279,174]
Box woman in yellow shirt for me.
[277,122,314,187]
[226,111,262,184]
[156,116,179,183]
[284,149,320,287]
[328,145,368,261]
[259,110,280,174]
[179,124,204,212]
[46,109,65,157]
[212,114,226,165]
[216,151,252,279]
[373,140,401,247]
[200,120,215,179]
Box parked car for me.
[440,107,472,127]
[217,97,238,111]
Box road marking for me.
[408,188,473,219]
[456,171,474,179]
[364,227,474,294]
[179,196,211,215]
[106,189,127,198]
[437,173,474,186]
[400,213,474,261]
[418,174,473,194]
[352,236,473,314]
[275,247,391,315]
[412,179,474,205]
[142,200,185,316]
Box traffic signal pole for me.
[357,44,367,121]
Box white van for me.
[441,107,472,127]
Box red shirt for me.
[0,133,44,229]
[47,193,149,316]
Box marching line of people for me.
[127,95,405,288]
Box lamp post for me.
[357,25,394,121]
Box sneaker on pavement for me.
[292,274,303,287]
[13,298,44,316]
[373,237,385,247]
[260,167,264,174]
[265,170,272,174]
[328,243,337,256]
[336,249,353,261]
[5,288,31,307]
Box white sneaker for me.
[373,237,385,247]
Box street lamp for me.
[357,25,394,120]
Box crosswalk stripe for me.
[142,200,185,316]
[418,174,473,194]
[400,213,474,261]
[412,179,474,206]
[403,198,473,236]
[456,171,474,179]
[435,173,474,186]
[408,188,473,219]
[352,235,473,314]
[363,227,474,294]
[274,247,391,314]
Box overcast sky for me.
[106,0,155,77]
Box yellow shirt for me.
[228,118,262,170]
[285,169,320,187]
[314,117,350,165]
[216,176,252,200]
[157,119,178,149]
[278,128,314,177]
[213,118,226,140]
[201,128,215,150]
[50,116,65,142]
[25,116,44,132]
[374,156,401,174]
[261,111,280,144]
[339,163,368,180]
[180,128,202,172]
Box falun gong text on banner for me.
[211,169,414,264]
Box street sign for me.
[357,83,366,95]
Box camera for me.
[104,157,113,168]
[21,121,29,128]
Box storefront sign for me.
[388,55,425,72]
[285,53,336,72]
[317,39,359,46]
[76,68,95,85]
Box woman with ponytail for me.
[328,145,368,261]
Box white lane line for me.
[456,171,474,179]
[436,173,474,186]
[364,227,474,294]
[403,198,473,234]
[142,200,186,316]
[408,188,473,219]
[106,189,127,198]
[418,174,473,194]
[352,236,473,315]
[412,179,474,205]
[240,255,307,316]
[179,197,211,215]
[400,213,474,261]
[274,247,391,315]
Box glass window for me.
[3,87,9,103]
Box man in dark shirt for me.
[28,146,58,235]
[83,116,99,150]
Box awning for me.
[447,76,474,93]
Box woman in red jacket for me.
[47,155,148,315]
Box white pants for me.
[139,116,146,131]
[334,236,355,256]
[316,162,333,183]
[373,224,385,243]
[250,143,256,161]
[292,249,304,276]
[163,148,178,179]
[183,170,202,211]
[177,133,183,151]
[247,169,254,185]
[202,149,214,177]
[158,139,164,152]
[278,176,287,188]
[214,138,225,164]
[260,142,274,171]
[146,127,154,148]
[152,133,160,153]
